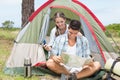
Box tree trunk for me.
[22,0,34,28]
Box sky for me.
[0,0,120,28]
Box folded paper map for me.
[60,52,92,68]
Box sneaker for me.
[60,73,77,80]
[60,74,68,80]
[68,73,77,80]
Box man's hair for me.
[69,20,81,30]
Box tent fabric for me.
[4,0,117,76]
[15,22,30,42]
[4,67,58,76]
[72,0,105,31]
[38,8,51,43]
[6,43,46,67]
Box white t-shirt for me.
[66,43,76,56]
[64,43,83,73]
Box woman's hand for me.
[43,44,52,51]
[77,32,83,37]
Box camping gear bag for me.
[104,57,120,80]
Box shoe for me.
[68,73,77,80]
[60,73,77,80]
[60,74,67,80]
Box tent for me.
[4,0,118,76]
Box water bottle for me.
[24,57,32,78]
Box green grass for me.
[107,37,120,52]
[108,37,120,43]
[0,28,19,40]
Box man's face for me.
[68,28,79,40]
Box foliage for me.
[2,20,14,29]
[105,24,120,52]
[106,23,120,30]
[0,28,20,41]
[105,23,120,37]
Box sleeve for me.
[51,37,60,56]
[48,28,56,46]
[85,38,91,56]
[82,36,91,58]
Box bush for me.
[2,20,14,29]
[106,23,120,37]
[118,31,120,37]
[105,31,111,37]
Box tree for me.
[22,0,34,28]
[2,20,14,28]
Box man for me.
[46,20,101,80]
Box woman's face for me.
[55,17,66,29]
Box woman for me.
[44,12,69,51]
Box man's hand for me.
[84,57,94,66]
[52,56,63,64]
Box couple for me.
[44,12,101,80]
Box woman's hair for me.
[69,19,81,31]
[53,12,66,21]
[53,12,66,37]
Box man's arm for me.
[81,36,91,58]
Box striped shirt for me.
[51,34,90,58]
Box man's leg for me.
[76,61,101,79]
[46,59,70,75]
